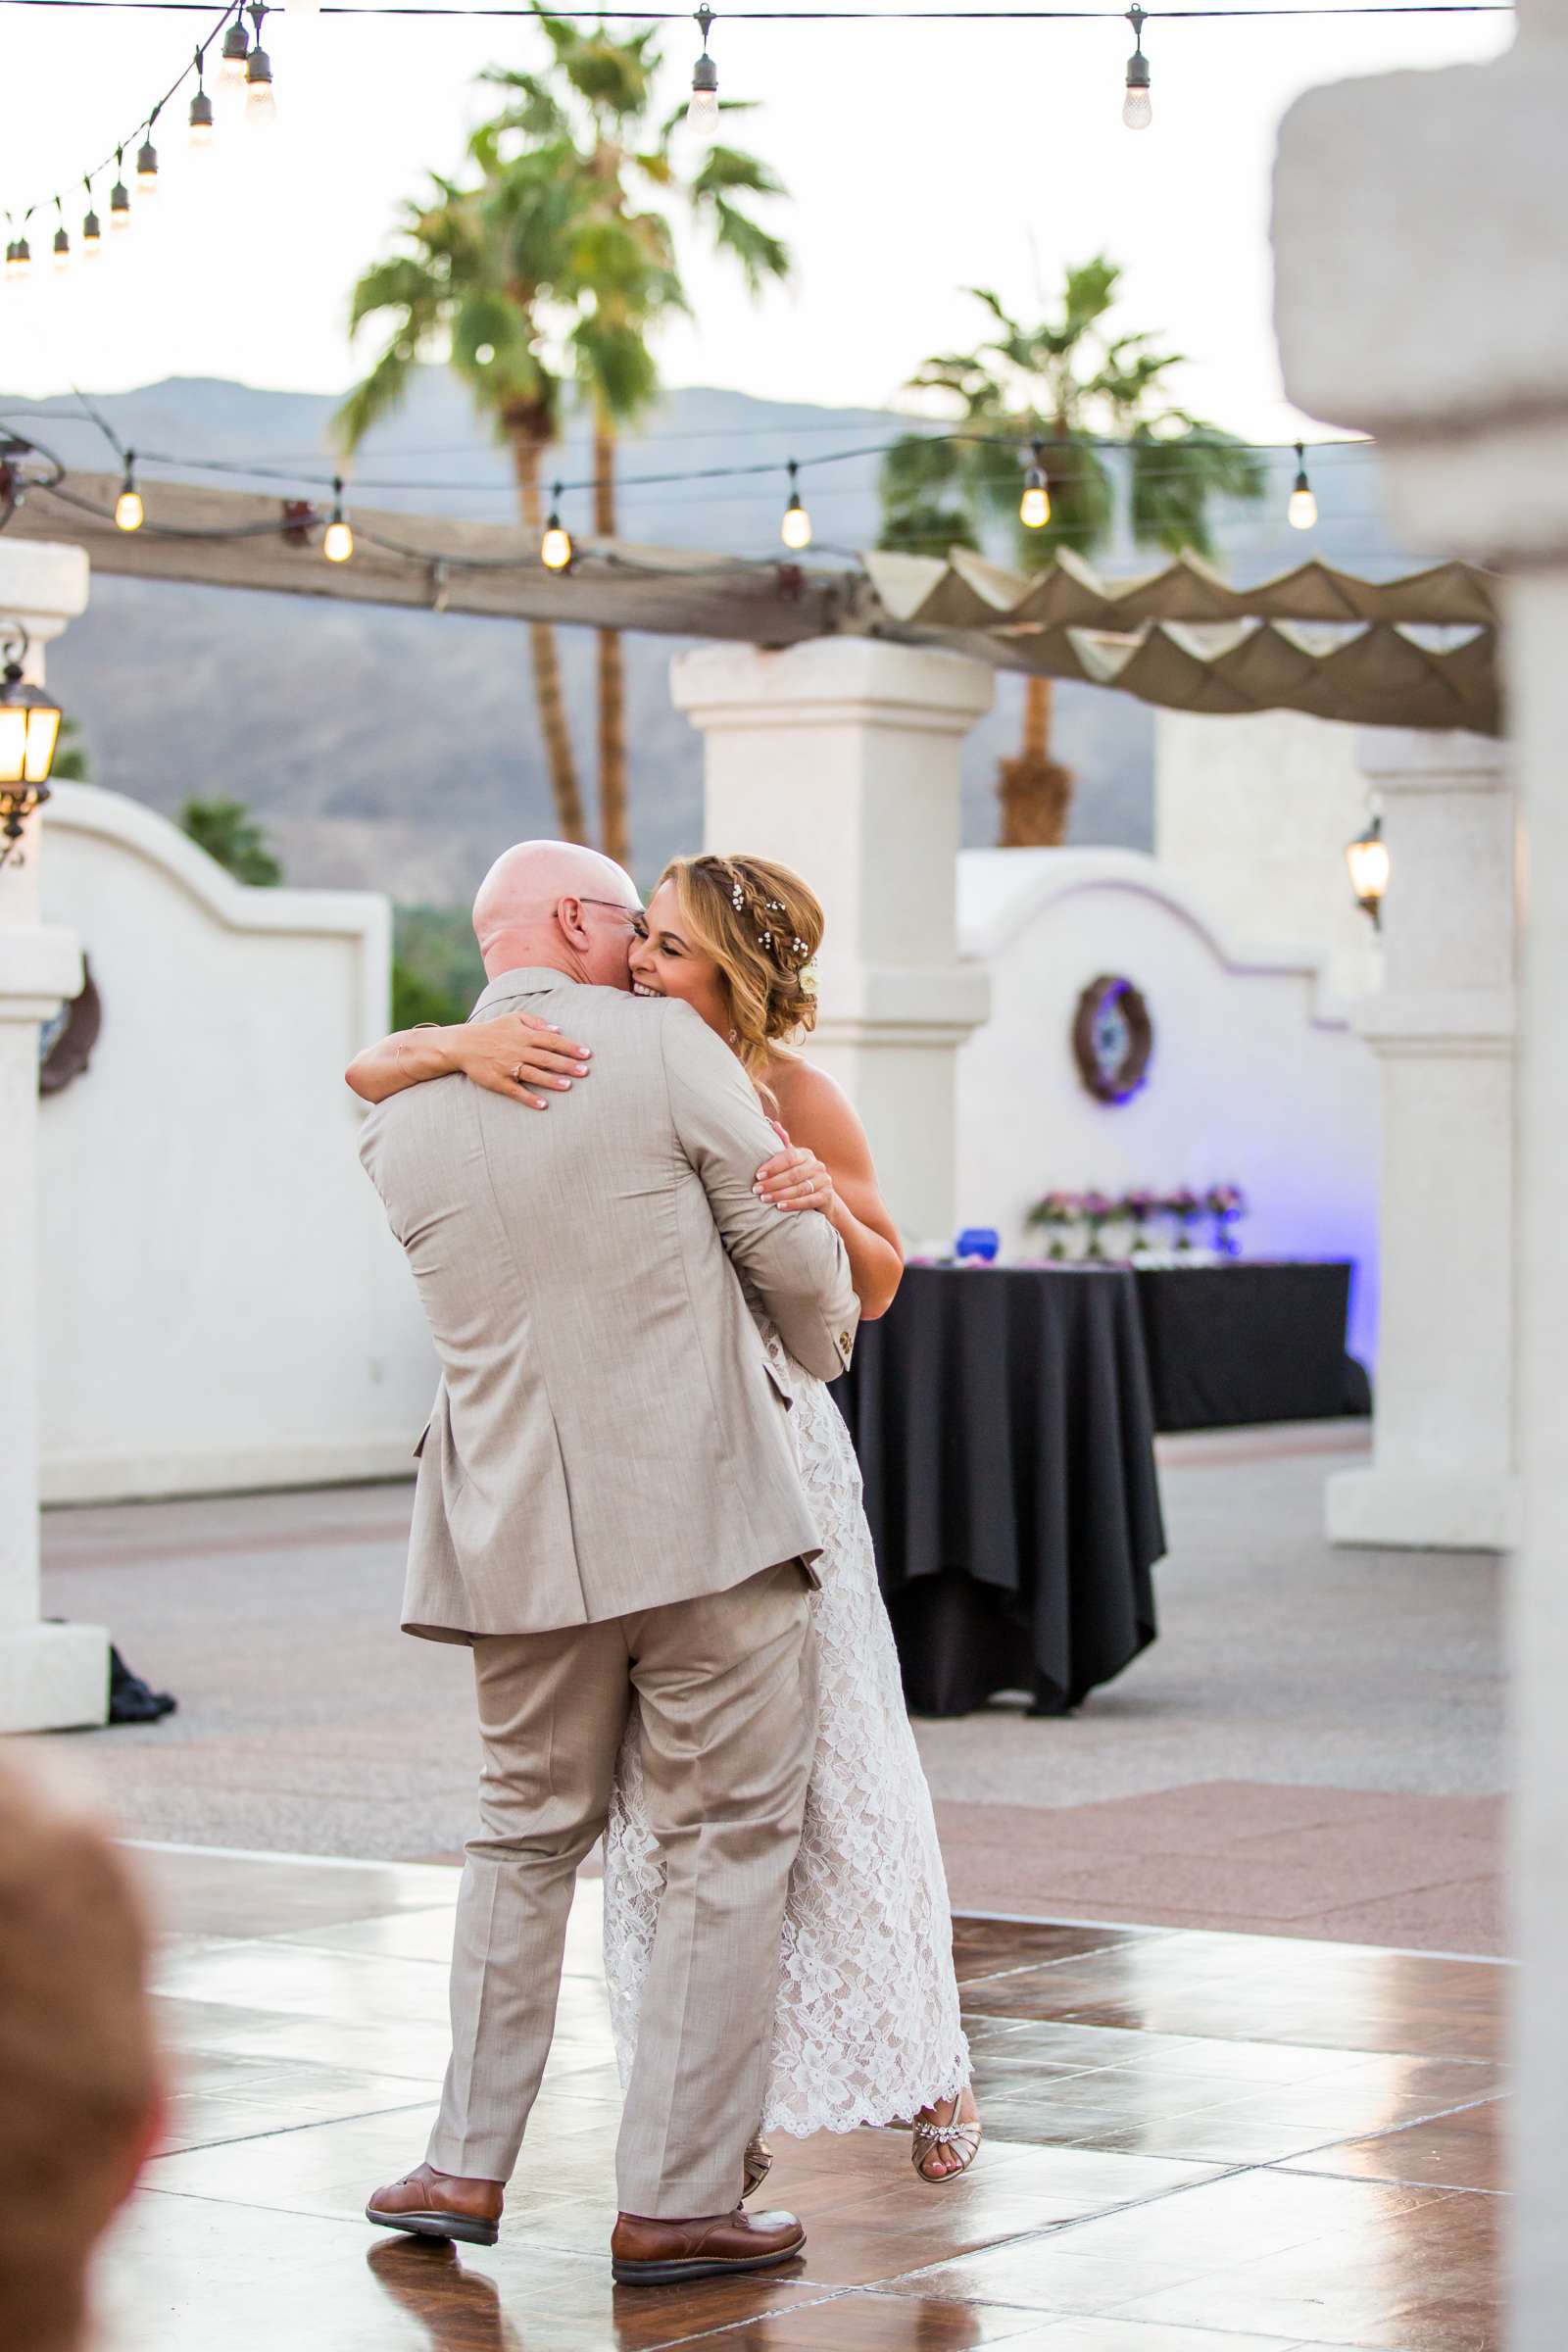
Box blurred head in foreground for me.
[0,1744,163,2352]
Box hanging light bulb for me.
[688,4,718,129]
[219,11,251,84]
[1123,5,1152,129]
[136,124,161,196]
[4,218,31,285]
[1288,441,1318,531]
[52,200,71,272]
[780,461,811,552]
[81,180,102,258]
[110,154,132,232]
[1020,440,1051,529]
[322,477,354,564]
[245,5,278,123]
[115,454,144,533]
[189,49,216,150]
[540,486,572,571]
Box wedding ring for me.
[513,1065,525,1084]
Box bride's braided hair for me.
[656,854,823,1084]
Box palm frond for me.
[333,338,418,454]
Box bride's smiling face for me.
[628,880,732,1041]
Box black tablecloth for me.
[1133,1261,1372,1433]
[834,1264,1164,1718]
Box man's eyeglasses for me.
[578,896,649,941]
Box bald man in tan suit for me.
[356,843,858,2285]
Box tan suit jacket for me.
[359,967,859,1642]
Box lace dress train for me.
[603,1321,970,2136]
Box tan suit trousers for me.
[425,1560,816,2219]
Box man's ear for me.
[556,895,591,952]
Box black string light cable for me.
[1,0,258,264]
[0,0,1516,246]
[0,423,1394,578]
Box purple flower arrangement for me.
[1025,1185,1249,1261]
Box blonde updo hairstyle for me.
[657,854,823,1086]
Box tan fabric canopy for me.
[864,547,1502,735]
[6,472,1502,734]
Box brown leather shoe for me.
[365,2161,504,2247]
[611,2204,806,2286]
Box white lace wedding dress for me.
[603,1315,970,2137]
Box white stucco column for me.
[670,639,994,1243]
[1275,12,1565,2339]
[1326,728,1514,1551]
[0,538,108,1732]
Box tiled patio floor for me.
[92,1844,1507,2350]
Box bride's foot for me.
[911,2084,982,2183]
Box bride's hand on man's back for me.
[755,1134,837,1219]
[457,1012,592,1110]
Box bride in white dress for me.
[348,850,979,2183]
[608,854,978,2185]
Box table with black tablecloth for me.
[833,1262,1165,1718]
[1133,1260,1372,1433]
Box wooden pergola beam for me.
[5,470,855,645]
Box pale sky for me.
[2,0,1512,441]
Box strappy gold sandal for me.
[911,2089,982,2184]
[743,2133,773,2200]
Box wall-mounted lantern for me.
[0,624,64,869]
[1346,810,1391,929]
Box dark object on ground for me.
[835,1262,1164,1718]
[109,1646,177,1726]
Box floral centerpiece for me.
[1026,1190,1082,1261]
[1080,1189,1118,1261]
[1164,1186,1203,1250]
[1121,1188,1159,1255]
[1207,1183,1248,1256]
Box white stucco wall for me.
[953,848,1382,1364]
[37,786,435,1501]
[1155,709,1382,1002]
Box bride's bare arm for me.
[758,1063,904,1321]
[345,1012,592,1110]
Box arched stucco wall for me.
[954,848,1381,1364]
[37,785,435,1500]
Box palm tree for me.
[337,160,590,843]
[880,260,1267,846]
[474,9,790,864]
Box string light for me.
[52,199,71,272]
[189,47,216,148]
[81,179,102,259]
[115,453,144,532]
[110,152,132,232]
[136,122,161,195]
[1288,441,1318,530]
[781,460,811,551]
[1123,5,1152,127]
[540,485,573,571]
[245,5,277,125]
[1019,440,1051,528]
[688,4,718,129]
[322,475,354,563]
[4,220,31,285]
[218,11,250,87]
